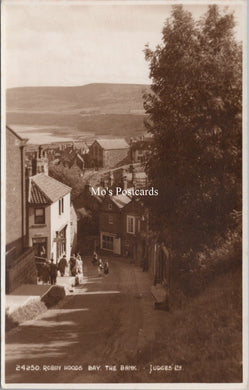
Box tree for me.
[49,163,86,201]
[144,5,242,255]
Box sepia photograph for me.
[1,0,248,388]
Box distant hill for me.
[7,83,150,114]
[6,83,150,139]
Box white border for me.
[1,1,248,389]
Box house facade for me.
[28,173,71,263]
[89,139,130,168]
[99,194,148,262]
[131,138,153,163]
[5,126,37,293]
[70,204,78,255]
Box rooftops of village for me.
[93,138,129,150]
[28,173,71,204]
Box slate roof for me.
[111,194,132,209]
[29,173,71,204]
[95,139,129,150]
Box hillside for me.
[6,83,150,139]
[7,83,149,114]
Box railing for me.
[35,255,48,263]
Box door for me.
[32,237,48,259]
[113,237,121,255]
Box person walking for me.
[69,255,77,276]
[92,250,98,265]
[50,258,58,285]
[41,262,50,284]
[58,255,67,277]
[104,261,109,275]
[98,259,104,277]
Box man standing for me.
[50,258,58,285]
[58,255,67,277]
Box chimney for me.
[132,168,136,187]
[38,145,42,158]
[109,171,114,186]
[32,156,37,175]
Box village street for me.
[5,257,162,384]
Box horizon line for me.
[7,81,151,90]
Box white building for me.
[28,173,72,263]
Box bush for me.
[173,226,242,297]
[41,285,66,308]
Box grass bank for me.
[117,265,242,383]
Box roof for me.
[94,139,129,150]
[134,172,147,179]
[6,125,28,144]
[29,173,71,204]
[111,194,132,209]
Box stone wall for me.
[6,247,37,293]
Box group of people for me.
[40,252,83,285]
[40,251,109,285]
[92,251,109,277]
[68,253,83,277]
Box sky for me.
[3,1,245,89]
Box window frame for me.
[102,234,114,251]
[59,198,64,215]
[127,215,135,234]
[34,207,45,224]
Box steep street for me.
[5,257,159,384]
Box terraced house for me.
[28,173,72,263]
[99,194,148,263]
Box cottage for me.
[28,173,72,263]
[99,194,148,262]
[99,194,131,254]
[89,138,130,168]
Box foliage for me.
[133,267,242,383]
[174,216,242,296]
[144,5,242,255]
[41,285,66,308]
[49,163,86,201]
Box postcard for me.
[1,0,248,389]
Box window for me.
[102,235,114,251]
[108,203,112,210]
[108,215,113,224]
[59,198,64,215]
[127,215,135,234]
[35,208,45,224]
[56,227,66,260]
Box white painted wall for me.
[28,205,51,258]
[50,192,71,262]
